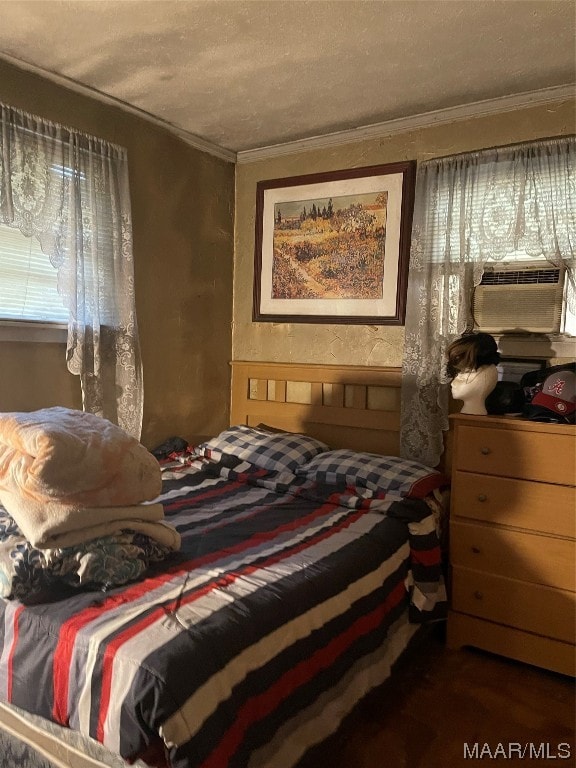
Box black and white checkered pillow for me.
[295,449,445,498]
[195,425,329,473]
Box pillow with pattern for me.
[294,449,446,498]
[194,425,329,474]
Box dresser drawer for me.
[451,471,576,537]
[455,425,575,485]
[451,567,576,643]
[451,520,576,591]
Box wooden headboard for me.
[230,361,402,456]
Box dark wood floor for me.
[301,623,575,768]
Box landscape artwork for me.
[253,161,416,325]
[271,191,388,300]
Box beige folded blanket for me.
[0,488,171,549]
[0,407,166,549]
[41,515,181,551]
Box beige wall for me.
[1,57,573,448]
[233,100,575,367]
[0,58,235,449]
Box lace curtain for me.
[0,103,143,437]
[400,136,576,467]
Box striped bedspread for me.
[0,456,446,768]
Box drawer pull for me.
[471,546,481,554]
[480,447,491,455]
[477,494,487,503]
[473,591,483,600]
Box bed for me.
[0,361,448,768]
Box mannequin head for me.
[450,365,499,415]
[446,332,500,415]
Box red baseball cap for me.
[526,370,576,424]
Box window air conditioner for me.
[473,262,565,334]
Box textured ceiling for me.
[0,0,574,155]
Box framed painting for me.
[252,161,416,324]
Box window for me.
[0,223,68,324]
[401,137,575,467]
[1,101,142,436]
[427,163,574,337]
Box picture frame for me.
[252,161,416,325]
[498,357,547,384]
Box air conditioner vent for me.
[473,263,564,334]
[479,268,561,287]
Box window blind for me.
[0,223,68,323]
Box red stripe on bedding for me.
[7,605,24,702]
[163,469,269,513]
[182,482,302,537]
[52,482,294,724]
[410,546,441,567]
[163,478,246,512]
[95,503,366,743]
[51,499,352,733]
[199,579,407,768]
[408,473,447,499]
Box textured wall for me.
[0,58,235,448]
[233,100,575,367]
[1,57,573,446]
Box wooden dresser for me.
[447,414,576,676]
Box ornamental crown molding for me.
[236,85,575,164]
